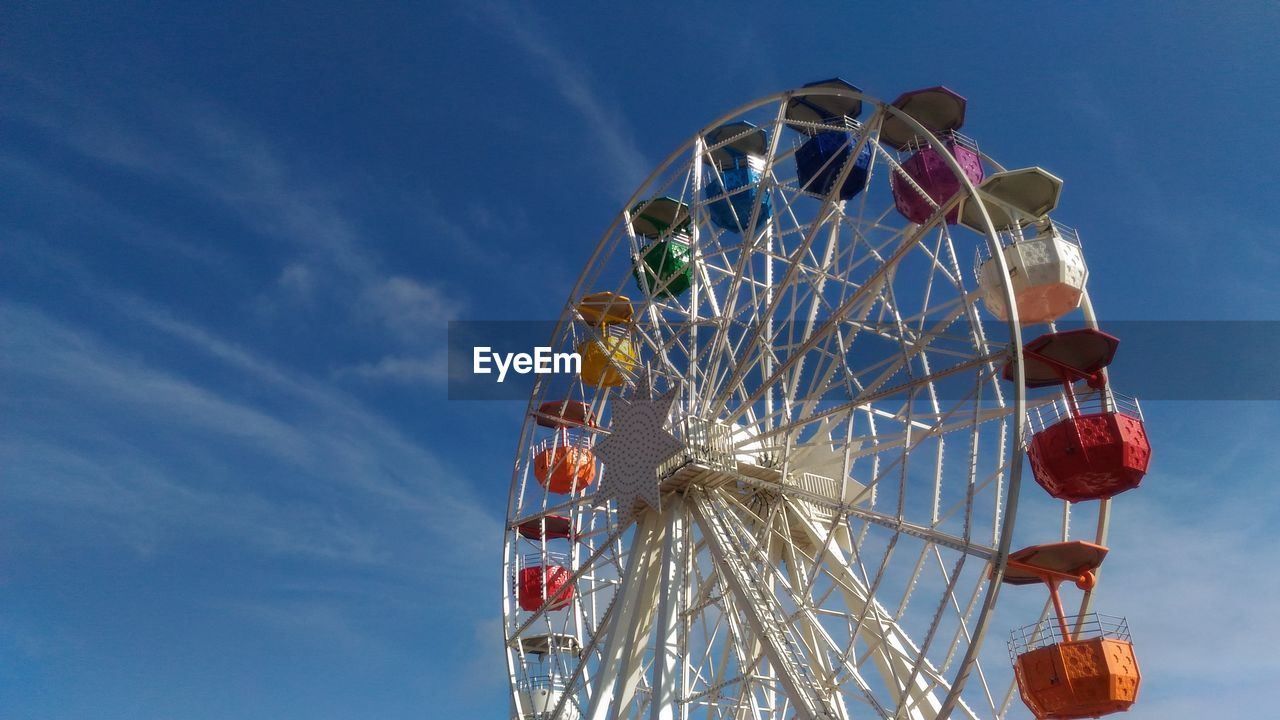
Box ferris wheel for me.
[501,81,1153,720]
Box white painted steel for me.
[502,85,1112,720]
[977,222,1088,324]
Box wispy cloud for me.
[471,0,650,191]
[1101,494,1280,716]
[1077,403,1280,715]
[274,262,318,304]
[1064,72,1279,316]
[336,354,450,385]
[2,73,462,384]
[0,76,506,653]
[1,283,508,708]
[2,300,500,569]
[360,275,463,344]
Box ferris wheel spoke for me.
[785,273,883,428]
[718,199,965,430]
[737,489,957,712]
[705,115,889,418]
[695,193,792,421]
[787,304,970,442]
[745,348,1000,454]
[796,290,973,409]
[850,386,990,528]
[715,408,998,564]
[795,488,995,562]
[787,508,983,720]
[837,403,1010,468]
[865,389,1055,437]
[915,233,964,303]
[689,544,771,720]
[776,527,840,688]
[890,547,975,720]
[928,546,1000,716]
[725,498,883,719]
[716,489,932,719]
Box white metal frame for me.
[501,85,1114,720]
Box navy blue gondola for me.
[787,78,871,201]
[795,131,872,200]
[703,122,772,234]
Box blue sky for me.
[2,2,1278,718]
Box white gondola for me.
[964,166,1087,324]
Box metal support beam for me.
[689,489,840,720]
[587,512,663,720]
[649,497,685,720]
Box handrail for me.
[902,128,980,155]
[787,115,863,137]
[1009,613,1131,658]
[658,416,737,476]
[517,673,570,692]
[1027,387,1144,434]
[975,218,1084,265]
[533,433,593,455]
[519,551,572,570]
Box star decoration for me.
[593,385,683,523]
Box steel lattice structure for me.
[501,84,1119,720]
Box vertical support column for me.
[779,509,850,720]
[649,497,685,720]
[689,490,839,720]
[587,512,663,720]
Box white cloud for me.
[360,275,463,343]
[473,0,650,191]
[457,616,508,695]
[1106,485,1280,678]
[276,262,317,303]
[1,300,500,577]
[4,79,467,373]
[1068,403,1280,717]
[337,355,450,385]
[0,64,504,717]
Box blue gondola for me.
[703,122,772,234]
[787,78,871,200]
[795,130,872,200]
